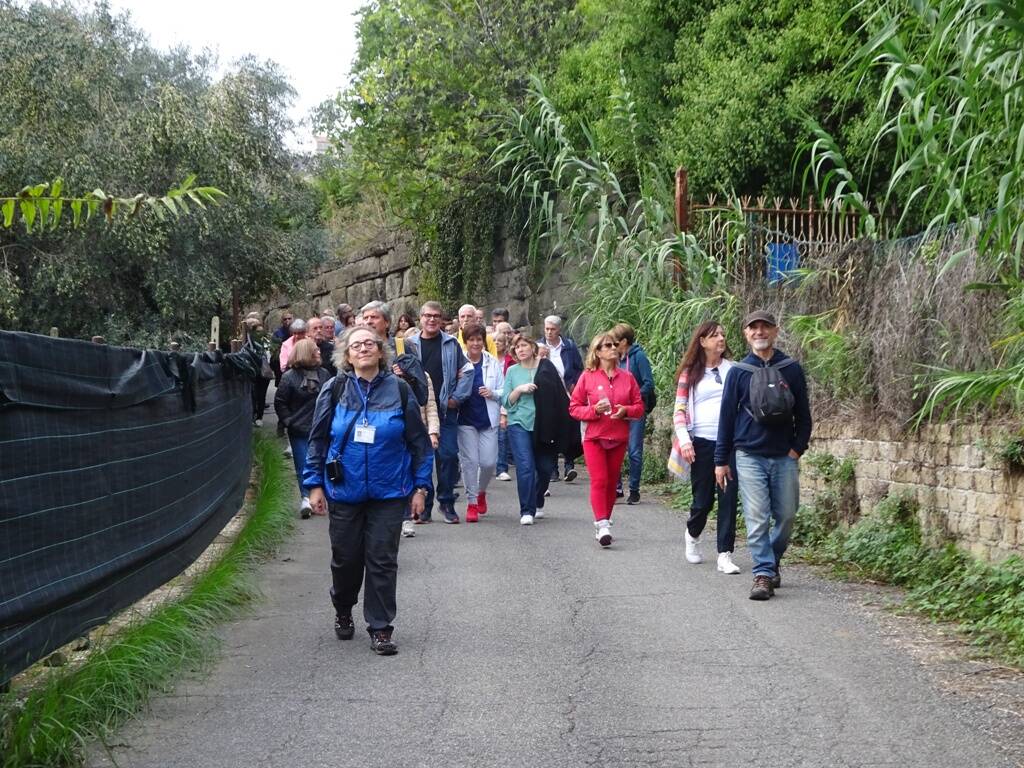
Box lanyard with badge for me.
[353,378,376,444]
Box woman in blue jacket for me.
[305,327,433,656]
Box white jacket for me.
[469,351,505,428]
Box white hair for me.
[458,304,477,315]
[543,315,562,328]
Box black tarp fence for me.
[0,331,258,683]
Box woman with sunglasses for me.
[672,321,739,573]
[568,331,644,547]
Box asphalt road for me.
[90,440,1018,768]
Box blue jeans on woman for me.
[507,424,557,517]
[496,423,510,475]
[288,434,309,499]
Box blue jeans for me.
[496,424,510,474]
[288,434,309,499]
[627,416,646,492]
[424,411,459,517]
[507,424,557,516]
[735,450,800,577]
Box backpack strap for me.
[731,361,759,373]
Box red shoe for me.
[477,492,487,515]
[466,503,479,523]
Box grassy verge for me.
[789,458,1024,667]
[0,433,293,768]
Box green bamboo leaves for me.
[1,175,225,233]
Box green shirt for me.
[501,363,538,431]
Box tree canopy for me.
[0,1,324,345]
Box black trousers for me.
[252,377,270,420]
[686,437,739,554]
[328,497,406,631]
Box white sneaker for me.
[717,551,741,574]
[684,530,703,563]
[401,520,416,538]
[497,471,512,481]
[544,489,551,497]
[299,498,312,520]
[520,514,534,525]
[254,418,263,427]
[535,509,545,519]
[594,519,613,547]
[283,443,293,457]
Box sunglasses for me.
[599,342,617,349]
[710,367,722,384]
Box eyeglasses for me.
[599,342,617,349]
[711,367,721,384]
[349,339,379,351]
[421,313,442,320]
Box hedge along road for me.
[89,438,1016,767]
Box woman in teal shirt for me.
[502,335,560,524]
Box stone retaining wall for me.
[804,419,1024,562]
[270,228,583,335]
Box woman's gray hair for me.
[289,318,308,334]
[334,326,393,374]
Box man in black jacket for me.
[715,311,811,601]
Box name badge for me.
[354,425,376,444]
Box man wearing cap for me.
[714,311,811,601]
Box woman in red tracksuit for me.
[569,330,645,547]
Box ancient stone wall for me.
[803,419,1024,562]
[267,229,582,337]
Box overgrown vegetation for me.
[0,3,325,344]
[0,435,293,768]
[792,472,1024,665]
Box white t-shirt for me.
[690,359,733,441]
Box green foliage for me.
[788,310,869,402]
[1,176,225,233]
[791,453,857,549]
[316,0,576,303]
[0,3,324,340]
[997,435,1024,472]
[0,435,293,768]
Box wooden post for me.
[675,167,689,233]
[90,335,105,344]
[49,327,59,338]
[230,338,242,353]
[231,286,241,340]
[209,316,220,350]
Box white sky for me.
[107,0,365,151]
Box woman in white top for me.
[456,324,505,522]
[672,321,740,573]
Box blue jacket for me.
[619,343,655,402]
[714,350,812,464]
[303,371,433,503]
[407,330,474,418]
[537,335,584,391]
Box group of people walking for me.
[255,300,811,655]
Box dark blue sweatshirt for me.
[714,349,812,464]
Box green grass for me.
[0,433,293,768]
[795,491,1024,666]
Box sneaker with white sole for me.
[520,514,534,525]
[535,509,545,519]
[497,471,512,481]
[684,530,703,563]
[564,468,578,482]
[283,443,293,457]
[299,498,312,520]
[401,520,416,538]
[716,551,741,574]
[594,519,613,547]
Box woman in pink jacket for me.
[569,331,644,547]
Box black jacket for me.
[532,358,583,460]
[274,366,333,438]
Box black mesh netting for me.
[0,331,258,683]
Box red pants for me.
[583,439,628,521]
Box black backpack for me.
[732,358,796,426]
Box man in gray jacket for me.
[408,301,474,523]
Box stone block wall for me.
[266,227,584,337]
[803,419,1024,562]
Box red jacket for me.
[569,368,644,442]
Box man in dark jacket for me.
[613,323,655,504]
[538,315,584,482]
[715,311,812,601]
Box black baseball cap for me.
[742,310,778,328]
